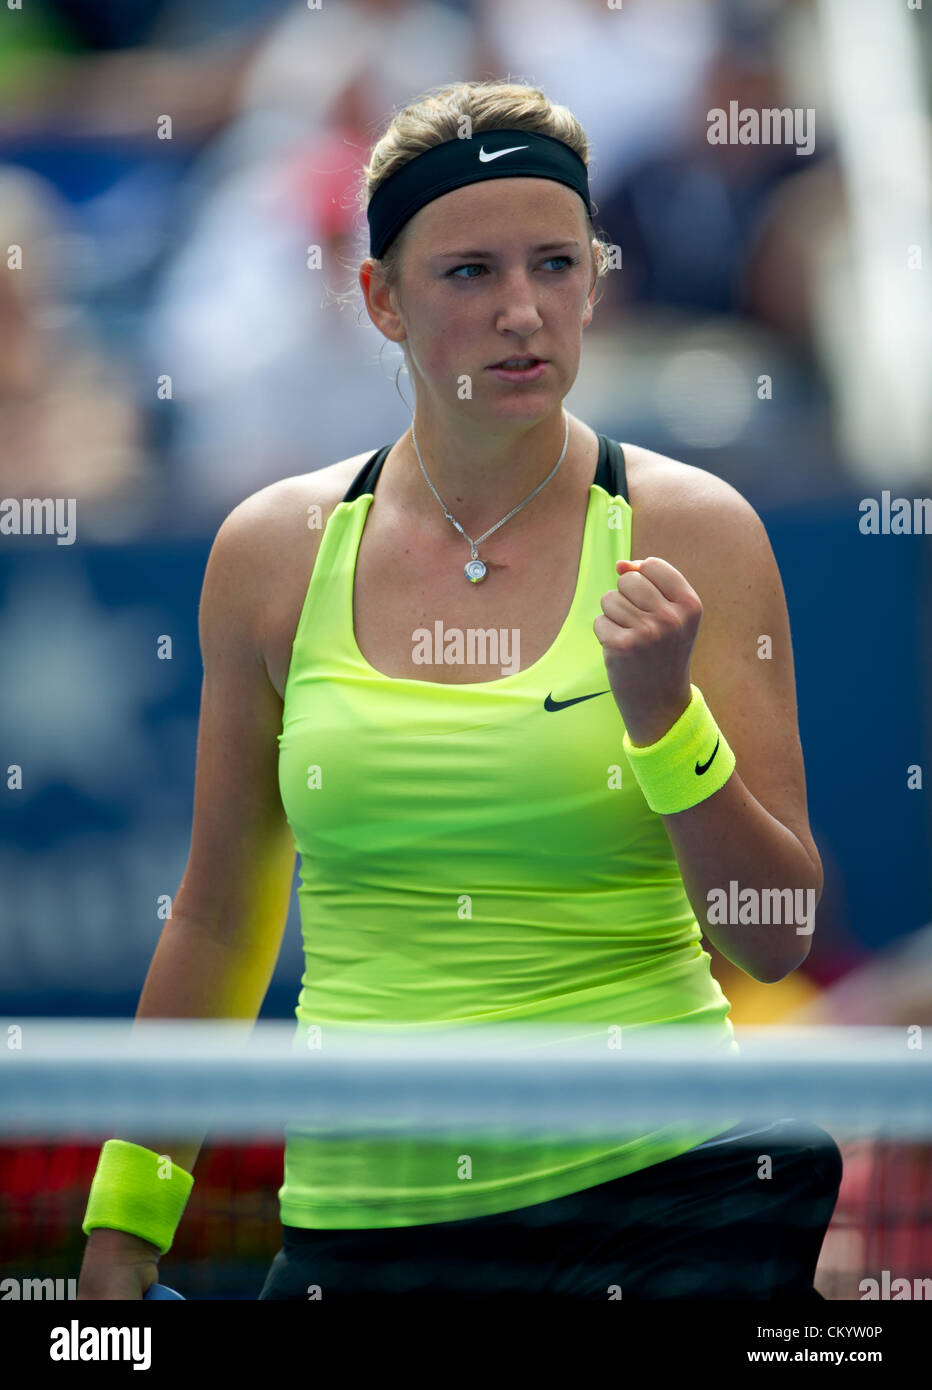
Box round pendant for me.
[465,558,487,583]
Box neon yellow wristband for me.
[622,683,735,814]
[82,1139,194,1256]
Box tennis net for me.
[1,1021,929,1300]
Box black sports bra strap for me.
[594,433,629,503]
[342,434,629,504]
[341,445,392,502]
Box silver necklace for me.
[410,411,570,583]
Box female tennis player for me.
[78,79,841,1301]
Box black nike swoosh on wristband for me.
[544,690,611,712]
[695,737,720,775]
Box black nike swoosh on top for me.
[544,690,611,712]
[695,737,720,775]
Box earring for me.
[394,358,413,416]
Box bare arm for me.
[633,474,822,984]
[81,487,299,1280]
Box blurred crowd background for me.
[0,0,930,1031]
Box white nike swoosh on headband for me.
[478,145,530,162]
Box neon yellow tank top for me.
[276,433,737,1228]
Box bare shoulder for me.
[224,451,372,537]
[623,442,760,526]
[202,450,382,696]
[622,442,771,580]
[206,452,372,608]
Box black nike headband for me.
[366,128,593,261]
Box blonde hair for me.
[334,79,610,317]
